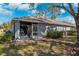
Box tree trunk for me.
[75,16,79,56]
[76,24,79,47]
[75,16,79,47]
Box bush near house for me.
[67,30,77,36]
[46,30,63,39]
[0,31,13,44]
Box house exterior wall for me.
[32,23,54,39]
[37,24,48,38]
[11,23,14,35]
[12,21,75,40]
[11,21,20,40]
[13,22,47,39]
[15,21,20,39]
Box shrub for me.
[67,30,77,36]
[0,31,13,43]
[46,30,63,39]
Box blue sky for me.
[0,3,76,25]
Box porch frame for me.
[12,20,76,40]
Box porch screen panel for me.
[33,24,37,35]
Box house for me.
[11,16,76,40]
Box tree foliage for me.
[2,22,11,31]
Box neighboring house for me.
[11,16,76,40]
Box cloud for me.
[60,9,65,14]
[4,3,30,10]
[4,10,12,15]
[74,3,78,7]
[5,3,20,10]
[57,16,75,23]
[0,8,12,15]
[18,4,30,10]
[0,3,31,16]
[0,3,37,14]
[32,10,37,14]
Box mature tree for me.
[48,4,61,19]
[3,22,11,31]
[49,3,79,46]
[48,4,79,55]
[29,3,79,55]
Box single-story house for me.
[11,16,76,40]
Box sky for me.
[0,3,76,25]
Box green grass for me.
[63,36,77,43]
[0,36,77,56]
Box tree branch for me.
[78,3,79,15]
[49,4,76,17]
[68,3,76,16]
[62,4,75,16]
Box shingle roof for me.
[13,16,45,23]
[48,20,76,27]
[12,16,76,27]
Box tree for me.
[29,3,79,55]
[48,3,61,19]
[49,3,79,46]
[3,22,11,31]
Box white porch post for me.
[60,26,62,31]
[15,21,20,40]
[31,23,33,38]
[55,25,57,31]
[58,26,60,31]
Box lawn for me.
[0,37,76,56]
